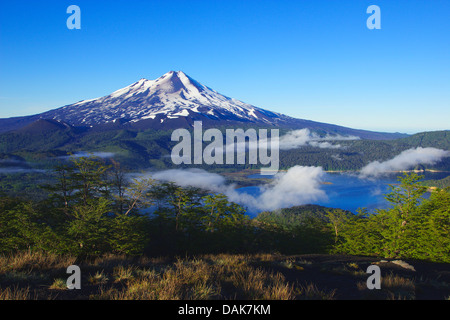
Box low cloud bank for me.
[245,166,327,211]
[360,147,450,178]
[135,166,327,212]
[59,151,115,159]
[278,129,359,150]
[230,128,359,152]
[151,168,227,191]
[0,167,47,174]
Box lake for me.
[239,171,450,216]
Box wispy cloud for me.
[135,166,327,212]
[217,128,359,158]
[0,167,47,174]
[360,147,450,178]
[150,168,227,191]
[277,129,359,150]
[0,159,26,164]
[0,159,47,174]
[58,151,115,159]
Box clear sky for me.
[0,0,449,134]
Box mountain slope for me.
[40,71,291,126]
[0,71,407,139]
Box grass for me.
[295,283,337,300]
[94,256,294,300]
[88,271,109,285]
[49,278,67,290]
[0,286,38,300]
[0,251,448,300]
[113,265,136,282]
[0,250,76,274]
[357,272,416,300]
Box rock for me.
[391,260,416,271]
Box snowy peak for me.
[153,71,202,95]
[116,71,204,98]
[0,71,410,139]
[36,71,290,126]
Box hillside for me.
[0,128,448,180]
[422,175,450,189]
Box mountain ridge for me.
[0,71,407,140]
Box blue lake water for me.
[240,171,450,216]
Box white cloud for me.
[59,151,115,159]
[0,167,47,174]
[137,166,327,212]
[150,168,227,191]
[276,129,359,150]
[223,128,359,153]
[244,166,327,211]
[360,147,450,178]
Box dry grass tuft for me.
[113,265,136,282]
[0,286,36,300]
[295,283,336,300]
[88,270,109,285]
[0,250,76,274]
[91,255,294,300]
[357,272,416,300]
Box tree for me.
[408,189,450,262]
[377,173,427,258]
[0,197,60,254]
[66,197,111,255]
[327,172,450,262]
[122,177,155,216]
[109,159,127,215]
[202,193,248,231]
[41,164,75,212]
[70,156,111,206]
[150,182,204,231]
[326,209,350,245]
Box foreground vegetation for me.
[0,156,449,299]
[1,156,449,261]
[1,251,449,300]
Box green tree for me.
[409,189,450,262]
[328,173,450,262]
[201,193,247,232]
[0,197,60,254]
[70,156,111,205]
[151,182,204,231]
[66,197,111,255]
[377,173,427,258]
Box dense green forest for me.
[279,131,450,171]
[422,175,450,189]
[1,156,449,263]
[0,124,449,173]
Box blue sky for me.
[0,0,449,134]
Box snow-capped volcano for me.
[39,71,290,126]
[0,71,408,139]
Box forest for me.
[1,156,449,263]
[0,125,449,174]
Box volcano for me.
[0,71,406,139]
